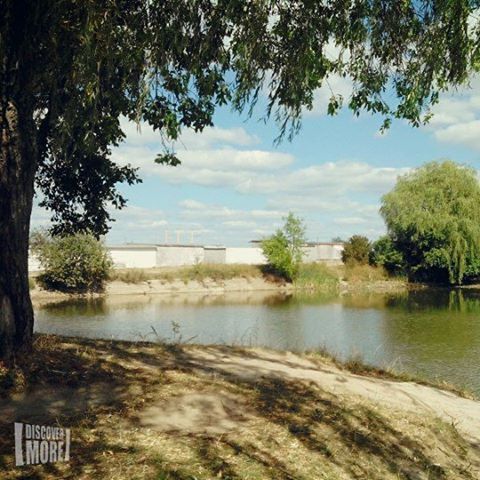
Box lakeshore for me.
[1,335,479,479]
[29,264,410,304]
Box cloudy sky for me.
[32,77,480,246]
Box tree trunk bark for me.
[0,98,37,364]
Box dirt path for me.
[166,346,480,445]
[2,338,480,479]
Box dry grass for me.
[343,263,389,282]
[294,263,339,292]
[306,348,477,400]
[1,335,479,479]
[109,264,265,284]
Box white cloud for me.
[179,199,282,222]
[112,205,167,231]
[112,122,293,183]
[120,117,259,149]
[306,74,353,116]
[179,149,293,170]
[235,161,409,196]
[426,77,480,150]
[333,217,368,225]
[433,120,480,150]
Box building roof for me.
[108,243,205,249]
[249,240,344,246]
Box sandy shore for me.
[30,275,410,304]
[1,336,479,479]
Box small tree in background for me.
[369,236,405,275]
[33,233,112,293]
[261,213,306,281]
[341,235,371,265]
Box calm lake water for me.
[34,289,480,394]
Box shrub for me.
[369,236,405,275]
[261,213,306,281]
[341,235,371,265]
[34,233,112,292]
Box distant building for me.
[250,240,344,264]
[29,241,344,272]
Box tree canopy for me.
[381,161,480,284]
[341,235,371,265]
[2,1,480,236]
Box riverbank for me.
[29,263,410,303]
[1,335,479,479]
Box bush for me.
[341,235,371,265]
[261,213,306,281]
[34,233,112,292]
[369,236,405,275]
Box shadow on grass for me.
[0,335,477,479]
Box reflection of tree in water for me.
[38,298,108,317]
[383,288,480,313]
[341,292,406,310]
[376,289,480,393]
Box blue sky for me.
[32,77,480,246]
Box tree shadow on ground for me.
[0,335,478,479]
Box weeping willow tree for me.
[381,161,480,285]
[1,1,480,362]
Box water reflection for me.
[34,288,480,394]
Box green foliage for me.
[341,235,371,265]
[3,2,480,236]
[381,161,480,284]
[261,213,306,281]
[34,234,112,292]
[369,236,405,275]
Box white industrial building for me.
[29,241,343,272]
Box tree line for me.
[343,161,480,285]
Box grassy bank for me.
[306,348,476,400]
[30,262,409,298]
[108,263,266,284]
[1,335,478,479]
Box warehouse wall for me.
[224,247,266,265]
[109,246,158,269]
[204,247,226,264]
[28,243,344,271]
[156,246,204,267]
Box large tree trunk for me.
[0,98,37,364]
